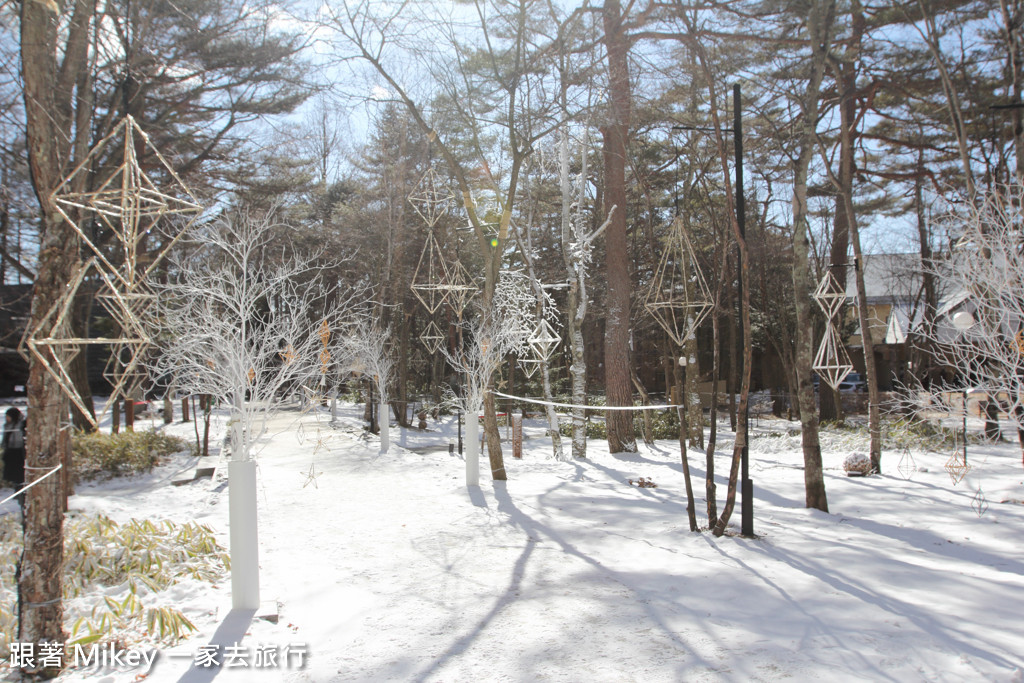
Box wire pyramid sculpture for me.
[644,219,713,347]
[22,115,202,428]
[812,269,853,391]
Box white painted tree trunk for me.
[378,398,389,453]
[466,410,480,486]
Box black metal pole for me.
[735,83,754,538]
[458,407,463,456]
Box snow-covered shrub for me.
[843,452,873,476]
[72,430,191,481]
[0,514,229,658]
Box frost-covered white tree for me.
[900,186,1024,459]
[490,267,566,459]
[442,300,523,487]
[345,321,396,453]
[147,209,365,608]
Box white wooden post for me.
[228,394,260,610]
[228,459,260,609]
[466,410,480,486]
[376,374,389,453]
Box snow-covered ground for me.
[2,400,1023,682]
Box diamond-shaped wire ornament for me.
[971,487,988,516]
[408,168,456,227]
[644,220,713,347]
[813,323,854,391]
[813,269,848,319]
[945,449,971,485]
[51,115,203,290]
[419,320,446,355]
[897,447,917,480]
[528,318,561,362]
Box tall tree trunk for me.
[601,0,637,453]
[18,0,95,667]
[790,0,835,513]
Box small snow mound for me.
[843,452,873,476]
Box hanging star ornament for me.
[418,320,446,355]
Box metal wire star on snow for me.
[302,463,323,489]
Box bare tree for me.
[901,186,1024,458]
[346,321,397,453]
[147,209,365,608]
[441,304,523,486]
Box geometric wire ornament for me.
[444,259,479,317]
[419,319,446,355]
[897,447,917,480]
[408,168,456,228]
[50,115,203,291]
[813,323,854,391]
[23,258,150,428]
[944,448,971,485]
[411,230,456,315]
[528,318,560,362]
[518,358,541,379]
[971,487,988,516]
[302,462,323,489]
[644,218,713,347]
[813,269,848,319]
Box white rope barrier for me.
[491,390,684,411]
[0,464,63,507]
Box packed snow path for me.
[45,404,1024,681]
